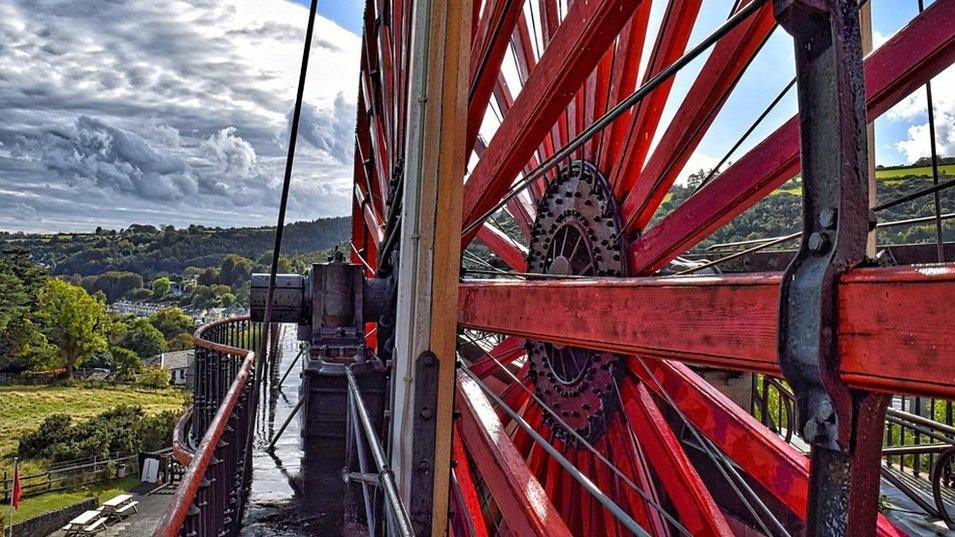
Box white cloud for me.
[886,66,955,163]
[0,0,361,232]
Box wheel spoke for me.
[632,358,905,537]
[467,0,526,154]
[452,425,492,537]
[597,2,653,174]
[606,421,671,536]
[462,0,641,244]
[609,0,703,199]
[456,371,574,537]
[628,0,955,274]
[620,378,732,535]
[476,223,529,272]
[619,2,776,232]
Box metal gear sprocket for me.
[526,160,627,443]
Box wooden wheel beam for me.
[458,264,955,400]
[628,0,955,274]
[456,371,573,537]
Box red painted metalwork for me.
[475,223,528,272]
[350,0,955,534]
[456,371,574,537]
[633,359,905,536]
[610,0,702,199]
[619,2,775,231]
[461,0,641,240]
[596,3,652,174]
[452,425,491,537]
[629,0,955,274]
[470,336,525,379]
[467,0,525,154]
[458,264,955,400]
[621,379,733,535]
[156,317,256,537]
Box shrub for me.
[136,366,170,389]
[17,405,181,462]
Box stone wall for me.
[5,497,97,537]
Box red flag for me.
[11,465,21,510]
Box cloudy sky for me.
[0,0,949,233]
[0,0,362,232]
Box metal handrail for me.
[344,366,416,537]
[751,375,955,526]
[154,316,258,537]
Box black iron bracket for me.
[775,0,869,452]
[408,350,439,536]
[774,1,891,534]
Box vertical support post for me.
[860,1,878,259]
[774,1,890,535]
[391,0,471,535]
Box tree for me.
[36,278,109,378]
[0,250,51,371]
[197,267,219,286]
[153,276,171,297]
[149,307,195,339]
[121,318,166,359]
[167,332,194,351]
[110,346,144,381]
[81,271,144,302]
[219,255,252,286]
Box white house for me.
[146,350,195,389]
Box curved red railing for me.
[155,316,259,537]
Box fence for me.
[0,452,139,503]
[155,316,266,537]
[751,374,955,526]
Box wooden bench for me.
[97,493,140,520]
[62,510,108,536]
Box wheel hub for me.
[526,161,626,443]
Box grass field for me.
[0,384,188,476]
[875,163,955,179]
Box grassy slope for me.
[876,163,955,179]
[0,384,188,474]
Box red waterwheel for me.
[350,0,955,535]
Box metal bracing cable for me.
[253,0,319,437]
[676,232,801,275]
[461,0,770,238]
[462,250,510,274]
[458,361,653,537]
[694,77,797,193]
[630,356,792,537]
[459,333,694,537]
[916,0,946,263]
[461,268,588,280]
[873,178,955,212]
[683,212,955,272]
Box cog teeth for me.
[525,160,627,443]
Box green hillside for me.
[0,217,351,278]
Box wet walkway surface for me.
[240,329,328,537]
